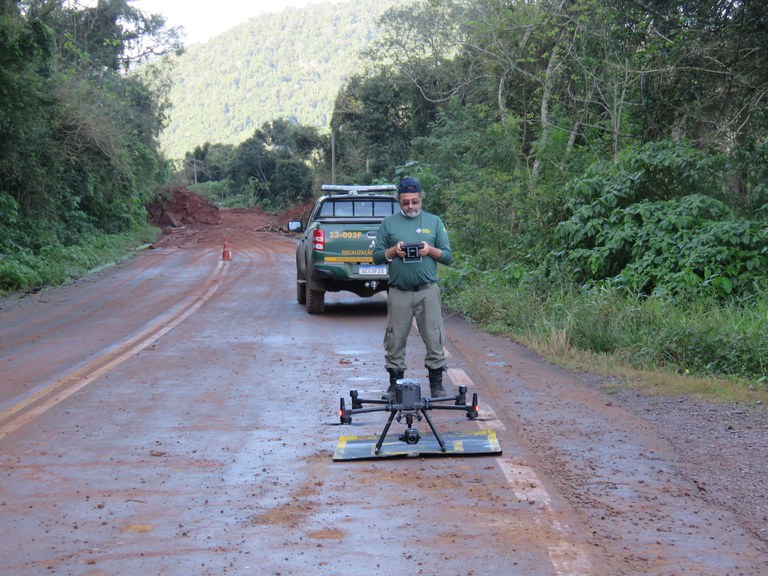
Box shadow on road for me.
[319,298,388,317]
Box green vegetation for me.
[442,267,767,387]
[1,0,181,293]
[183,118,323,212]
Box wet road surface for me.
[1,215,766,575]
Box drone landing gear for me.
[334,380,501,461]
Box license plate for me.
[359,265,387,276]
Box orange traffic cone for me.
[221,238,232,261]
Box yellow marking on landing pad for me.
[123,524,153,533]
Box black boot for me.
[428,368,446,397]
[382,369,404,400]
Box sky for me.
[131,0,339,45]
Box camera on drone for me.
[402,242,423,262]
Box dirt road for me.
[1,208,766,575]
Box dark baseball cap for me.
[398,177,422,194]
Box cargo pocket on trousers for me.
[435,322,446,350]
[383,324,393,349]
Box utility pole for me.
[331,131,336,184]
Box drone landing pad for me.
[333,429,501,461]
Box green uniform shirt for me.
[373,210,452,288]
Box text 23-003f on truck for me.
[288,184,399,314]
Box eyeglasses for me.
[399,199,422,206]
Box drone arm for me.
[420,409,446,452]
[374,410,398,455]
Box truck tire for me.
[297,279,306,305]
[306,284,325,314]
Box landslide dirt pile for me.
[147,188,316,232]
[147,187,222,227]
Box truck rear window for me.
[318,199,397,218]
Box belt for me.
[390,282,435,292]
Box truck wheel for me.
[297,280,306,305]
[306,284,325,314]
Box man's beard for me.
[402,208,421,218]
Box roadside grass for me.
[531,330,768,404]
[0,223,159,296]
[443,279,768,404]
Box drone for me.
[338,379,479,456]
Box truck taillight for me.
[312,229,325,251]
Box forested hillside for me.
[160,0,405,159]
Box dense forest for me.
[2,0,766,384]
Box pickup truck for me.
[288,184,398,314]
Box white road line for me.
[498,458,553,508]
[498,458,593,575]
[403,322,592,574]
[446,367,473,388]
[478,402,505,431]
[449,362,593,575]
[549,542,594,576]
[447,368,505,431]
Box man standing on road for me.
[373,177,453,400]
